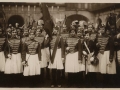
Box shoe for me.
[58,85,61,88]
[51,85,55,88]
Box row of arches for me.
[0,14,89,28]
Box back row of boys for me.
[0,20,119,87]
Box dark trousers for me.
[77,71,85,87]
[46,62,51,80]
[61,63,65,79]
[0,72,4,86]
[4,73,23,87]
[67,73,79,86]
[23,76,38,87]
[51,69,61,85]
[41,66,50,81]
[41,68,45,82]
[102,74,116,88]
[46,67,50,79]
[87,72,97,87]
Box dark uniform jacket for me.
[114,35,120,51]
[90,32,97,41]
[65,36,82,61]
[49,35,65,63]
[83,39,98,56]
[21,39,41,62]
[35,35,44,49]
[43,37,50,48]
[77,36,84,61]
[4,37,22,58]
[96,34,114,61]
[0,35,6,52]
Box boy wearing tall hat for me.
[65,28,82,87]
[4,28,23,86]
[97,25,116,87]
[48,27,64,87]
[83,30,99,87]
[76,27,85,87]
[22,30,41,86]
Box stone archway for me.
[8,15,24,27]
[65,14,89,28]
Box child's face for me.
[80,27,84,31]
[70,30,76,37]
[36,29,41,36]
[7,28,11,33]
[88,25,93,32]
[12,30,17,37]
[52,29,58,35]
[77,30,82,37]
[24,30,29,36]
[90,34,96,41]
[99,28,105,34]
[106,30,110,35]
[39,25,43,29]
[17,29,21,35]
[85,33,90,39]
[29,33,35,40]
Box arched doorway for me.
[65,14,89,28]
[8,15,24,27]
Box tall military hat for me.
[53,26,59,31]
[84,30,90,35]
[72,20,76,26]
[52,26,59,35]
[88,22,93,26]
[78,26,84,30]
[69,27,77,34]
[79,20,86,27]
[77,27,83,32]
[23,27,29,33]
[37,19,44,26]
[37,24,43,29]
[29,29,36,34]
[74,20,79,24]
[61,24,68,33]
[98,24,105,30]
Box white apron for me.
[5,53,23,74]
[65,52,79,73]
[0,51,5,72]
[23,54,40,76]
[48,49,63,70]
[40,49,48,68]
[97,51,116,74]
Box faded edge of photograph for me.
[0,1,120,88]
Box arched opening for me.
[65,14,89,28]
[8,15,24,27]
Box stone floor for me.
[0,73,119,88]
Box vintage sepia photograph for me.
[0,0,120,88]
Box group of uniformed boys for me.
[0,13,120,88]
